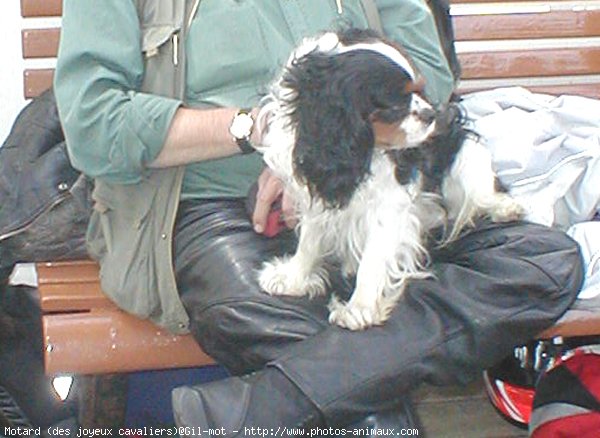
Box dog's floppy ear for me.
[282,51,377,209]
[280,43,417,208]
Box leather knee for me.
[182,294,330,374]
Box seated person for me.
[54,0,583,433]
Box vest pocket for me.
[86,180,160,317]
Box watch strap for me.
[237,137,256,154]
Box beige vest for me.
[87,0,199,334]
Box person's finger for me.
[252,169,283,233]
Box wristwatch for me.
[229,108,256,154]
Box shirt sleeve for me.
[54,0,182,184]
[377,0,455,106]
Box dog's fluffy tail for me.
[441,137,524,243]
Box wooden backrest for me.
[21,0,61,99]
[20,0,600,99]
[454,0,600,98]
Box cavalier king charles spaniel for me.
[256,29,524,330]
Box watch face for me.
[230,112,254,139]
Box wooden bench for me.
[37,261,214,376]
[17,0,600,427]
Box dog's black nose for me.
[417,108,436,124]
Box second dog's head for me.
[271,28,438,208]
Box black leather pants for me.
[174,198,583,426]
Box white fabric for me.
[8,262,37,287]
[567,222,600,300]
[461,87,600,230]
[461,87,600,298]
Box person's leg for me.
[174,199,332,374]
[173,199,419,431]
[173,215,583,431]
[271,221,583,424]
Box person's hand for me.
[252,168,297,235]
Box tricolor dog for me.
[256,29,523,330]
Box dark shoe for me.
[172,369,322,437]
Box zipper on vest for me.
[188,0,202,29]
[172,32,179,66]
[175,0,202,67]
[336,0,343,14]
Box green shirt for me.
[55,0,454,199]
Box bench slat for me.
[23,69,54,99]
[22,28,61,59]
[21,0,62,17]
[39,283,116,313]
[459,47,600,79]
[454,9,600,41]
[37,260,102,284]
[539,310,600,339]
[43,309,214,375]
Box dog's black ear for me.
[418,103,470,193]
[283,51,376,208]
[281,46,416,208]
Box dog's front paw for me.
[258,256,328,298]
[489,194,525,223]
[327,296,387,330]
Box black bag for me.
[0,89,92,277]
